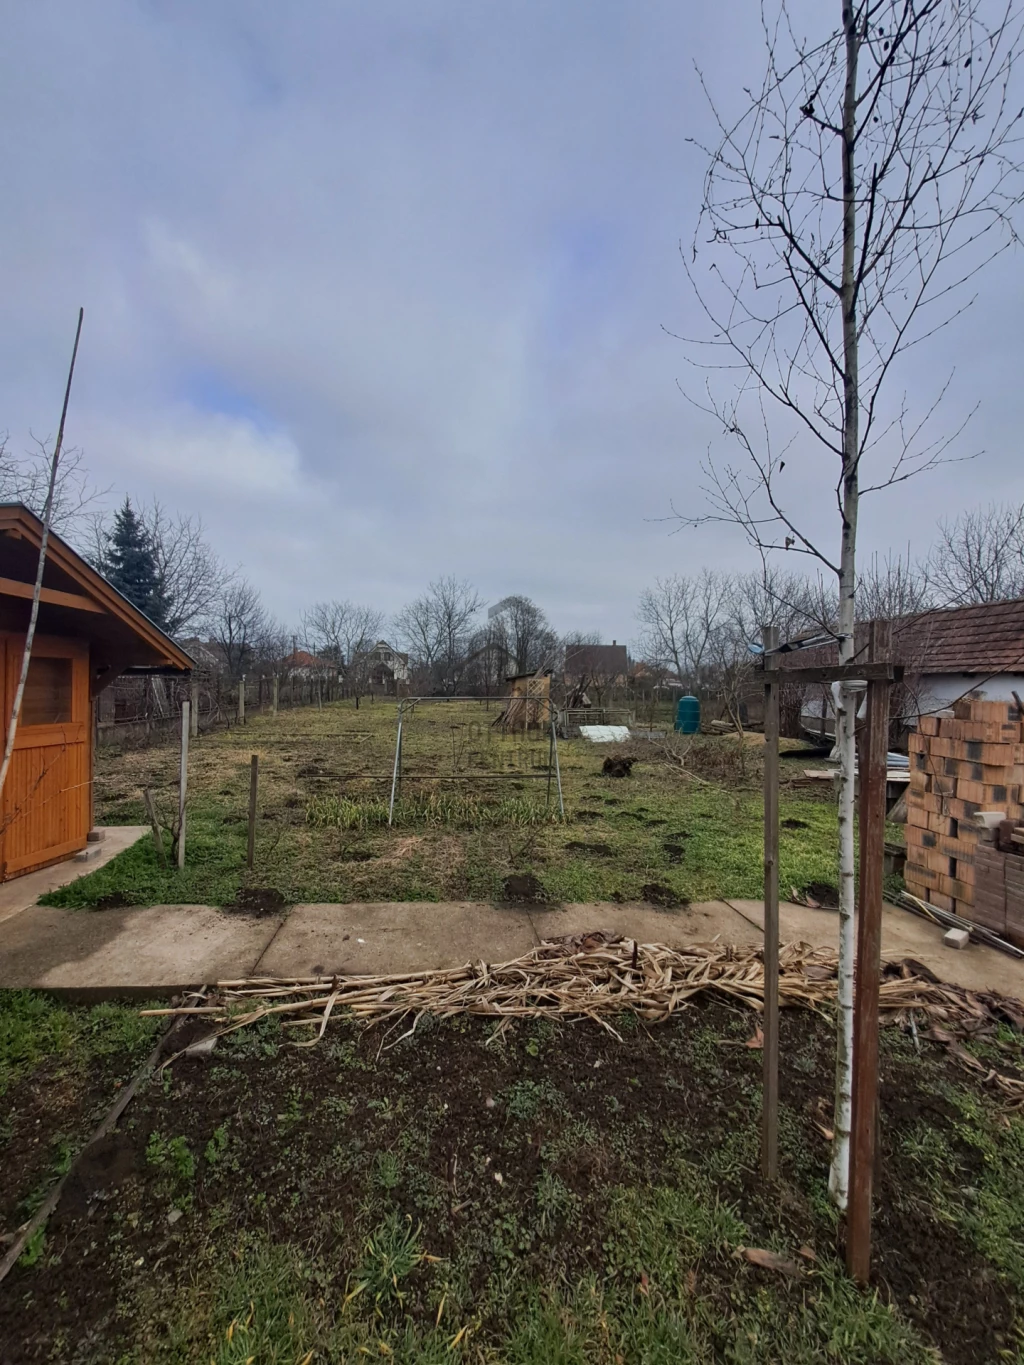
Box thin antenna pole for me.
[0,308,84,805]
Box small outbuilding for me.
[0,504,192,880]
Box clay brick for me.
[954,859,976,886]
[926,889,954,912]
[937,874,973,902]
[961,720,1004,743]
[905,862,939,889]
[965,741,1016,766]
[969,701,1015,723]
[909,731,927,752]
[933,774,957,795]
[917,715,939,737]
[929,737,958,759]
[947,797,981,821]
[905,824,926,847]
[938,834,968,858]
[928,812,952,835]
[937,718,964,740]
[957,779,987,805]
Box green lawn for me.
[45,701,841,909]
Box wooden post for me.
[238,677,246,725]
[178,700,190,870]
[847,622,891,1283]
[761,624,781,1181]
[190,678,199,739]
[143,788,167,870]
[247,754,258,870]
[272,675,279,715]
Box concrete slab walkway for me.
[0,827,148,927]
[0,893,1019,999]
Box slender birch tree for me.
[679,1,1024,1206]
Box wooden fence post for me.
[272,675,279,715]
[190,678,199,739]
[761,625,781,1181]
[247,755,259,870]
[847,621,891,1283]
[238,677,246,725]
[178,700,190,870]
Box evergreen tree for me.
[103,497,170,628]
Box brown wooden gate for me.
[0,633,91,880]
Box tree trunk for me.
[829,3,861,1212]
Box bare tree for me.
[928,501,1024,604]
[302,600,385,693]
[488,595,557,676]
[394,577,482,691]
[637,570,734,687]
[679,0,1024,1207]
[211,578,270,679]
[0,436,102,538]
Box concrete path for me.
[0,893,1020,998]
[0,827,148,928]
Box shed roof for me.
[0,504,193,681]
[777,598,1024,677]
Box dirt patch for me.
[56,1133,137,1219]
[602,756,634,778]
[801,881,839,909]
[92,891,129,911]
[663,835,689,863]
[574,810,602,822]
[502,873,547,903]
[223,887,287,917]
[564,841,613,856]
[336,848,376,863]
[782,818,810,830]
[641,882,688,909]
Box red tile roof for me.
[778,598,1024,676]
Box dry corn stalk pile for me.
[145,936,1024,1100]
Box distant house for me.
[563,641,629,686]
[367,640,410,692]
[282,649,339,681]
[781,598,1024,735]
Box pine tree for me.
[103,497,170,628]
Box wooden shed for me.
[0,504,192,880]
[493,671,553,732]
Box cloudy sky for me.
[3,1,1023,643]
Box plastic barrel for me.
[675,695,701,734]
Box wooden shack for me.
[0,504,192,880]
[493,670,552,732]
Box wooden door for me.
[0,634,91,879]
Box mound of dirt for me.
[801,881,839,909]
[782,818,809,830]
[602,757,634,778]
[224,887,287,917]
[502,873,547,903]
[92,891,129,911]
[564,841,613,856]
[641,882,689,909]
[56,1133,136,1219]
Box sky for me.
[2,0,1023,645]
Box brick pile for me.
[905,698,1024,937]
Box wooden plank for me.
[247,755,258,870]
[847,627,891,1285]
[178,701,189,870]
[763,661,901,685]
[0,575,104,614]
[761,624,780,1181]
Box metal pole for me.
[247,755,259,870]
[847,622,890,1283]
[388,707,403,826]
[178,700,190,870]
[761,624,781,1181]
[551,709,565,818]
[272,675,279,715]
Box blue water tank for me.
[675,695,701,734]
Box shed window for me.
[21,656,73,725]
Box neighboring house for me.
[176,637,228,673]
[781,598,1024,735]
[563,641,629,686]
[0,504,192,879]
[367,640,410,692]
[282,649,338,680]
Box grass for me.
[44,700,841,908]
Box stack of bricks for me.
[905,697,1024,925]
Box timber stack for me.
[906,697,1024,946]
